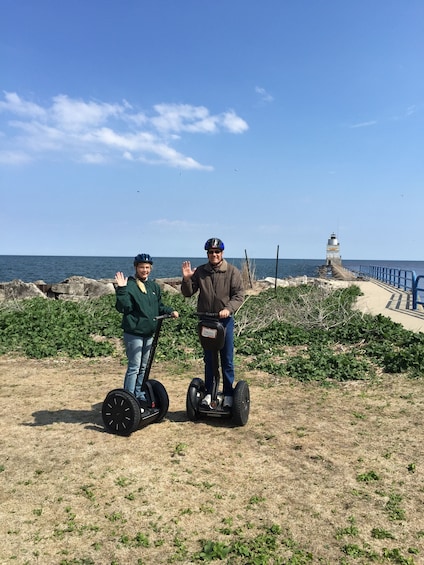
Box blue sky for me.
[1,0,423,260]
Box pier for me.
[353,279,424,332]
[318,263,356,281]
[318,232,424,331]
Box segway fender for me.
[189,377,206,392]
[232,380,250,427]
[186,377,206,421]
[147,379,169,423]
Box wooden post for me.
[244,249,253,288]
[274,245,279,293]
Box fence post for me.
[274,245,279,293]
[244,249,253,289]
[412,275,417,310]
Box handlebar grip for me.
[196,312,220,318]
[154,314,174,320]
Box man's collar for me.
[206,259,227,272]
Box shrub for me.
[1,283,423,382]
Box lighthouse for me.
[326,233,342,266]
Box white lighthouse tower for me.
[326,233,341,266]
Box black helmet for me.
[204,238,225,251]
[133,253,153,265]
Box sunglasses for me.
[208,250,222,255]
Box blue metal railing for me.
[413,276,424,310]
[357,265,424,311]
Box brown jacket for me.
[181,259,244,315]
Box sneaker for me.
[223,396,233,410]
[141,406,159,418]
[201,394,212,408]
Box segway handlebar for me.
[196,312,233,319]
[196,312,220,318]
[154,313,175,320]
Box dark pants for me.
[203,316,235,396]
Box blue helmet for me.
[134,253,153,265]
[204,238,225,251]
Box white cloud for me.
[220,110,249,133]
[81,127,213,170]
[255,86,274,103]
[349,120,377,129]
[391,104,419,122]
[151,103,248,135]
[10,120,67,152]
[0,91,46,119]
[51,94,125,132]
[0,92,248,169]
[151,103,213,133]
[405,105,416,117]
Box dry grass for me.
[1,355,424,564]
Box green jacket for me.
[115,277,173,337]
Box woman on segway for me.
[115,253,179,415]
[181,238,244,410]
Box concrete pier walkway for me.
[352,280,424,333]
[320,263,424,332]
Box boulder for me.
[0,275,205,302]
[51,281,85,296]
[0,279,47,302]
[50,276,115,300]
[156,278,181,294]
[261,276,309,287]
[0,276,116,302]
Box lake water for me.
[1,255,424,284]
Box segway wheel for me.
[232,380,250,426]
[148,379,169,423]
[186,378,205,421]
[102,389,141,436]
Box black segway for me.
[102,314,172,436]
[186,313,250,426]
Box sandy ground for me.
[1,353,424,564]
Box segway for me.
[102,314,173,436]
[186,313,250,426]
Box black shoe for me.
[141,406,159,418]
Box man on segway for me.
[181,238,244,411]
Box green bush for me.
[0,298,115,358]
[1,283,423,382]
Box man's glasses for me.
[208,250,222,255]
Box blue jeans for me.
[203,316,235,396]
[123,332,153,401]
